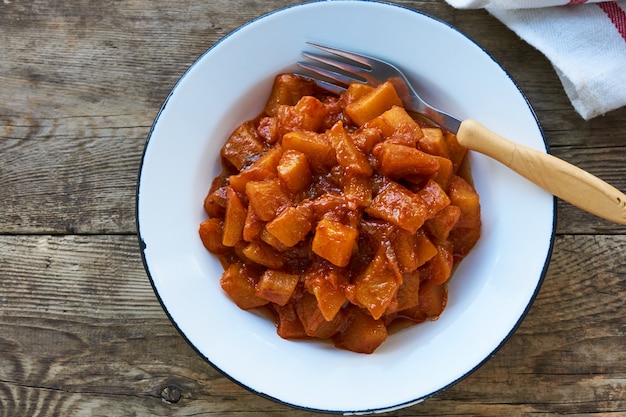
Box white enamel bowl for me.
[137,1,555,414]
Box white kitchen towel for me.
[444,0,626,119]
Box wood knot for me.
[160,385,183,404]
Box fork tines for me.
[298,42,372,92]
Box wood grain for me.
[1,0,626,415]
[2,0,625,236]
[2,0,625,235]
[0,235,624,416]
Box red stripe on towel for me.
[568,0,588,4]
[598,2,626,41]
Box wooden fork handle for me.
[457,119,626,226]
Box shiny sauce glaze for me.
[199,74,481,353]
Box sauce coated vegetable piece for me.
[199,74,481,353]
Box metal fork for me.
[298,42,626,226]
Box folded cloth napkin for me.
[444,0,626,119]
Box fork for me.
[299,42,626,226]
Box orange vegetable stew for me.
[199,74,481,353]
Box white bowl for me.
[137,1,555,414]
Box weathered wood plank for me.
[0,234,623,416]
[2,113,624,235]
[1,1,626,415]
[2,0,625,235]
[0,114,149,234]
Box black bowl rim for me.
[135,0,557,414]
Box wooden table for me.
[2,1,625,415]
